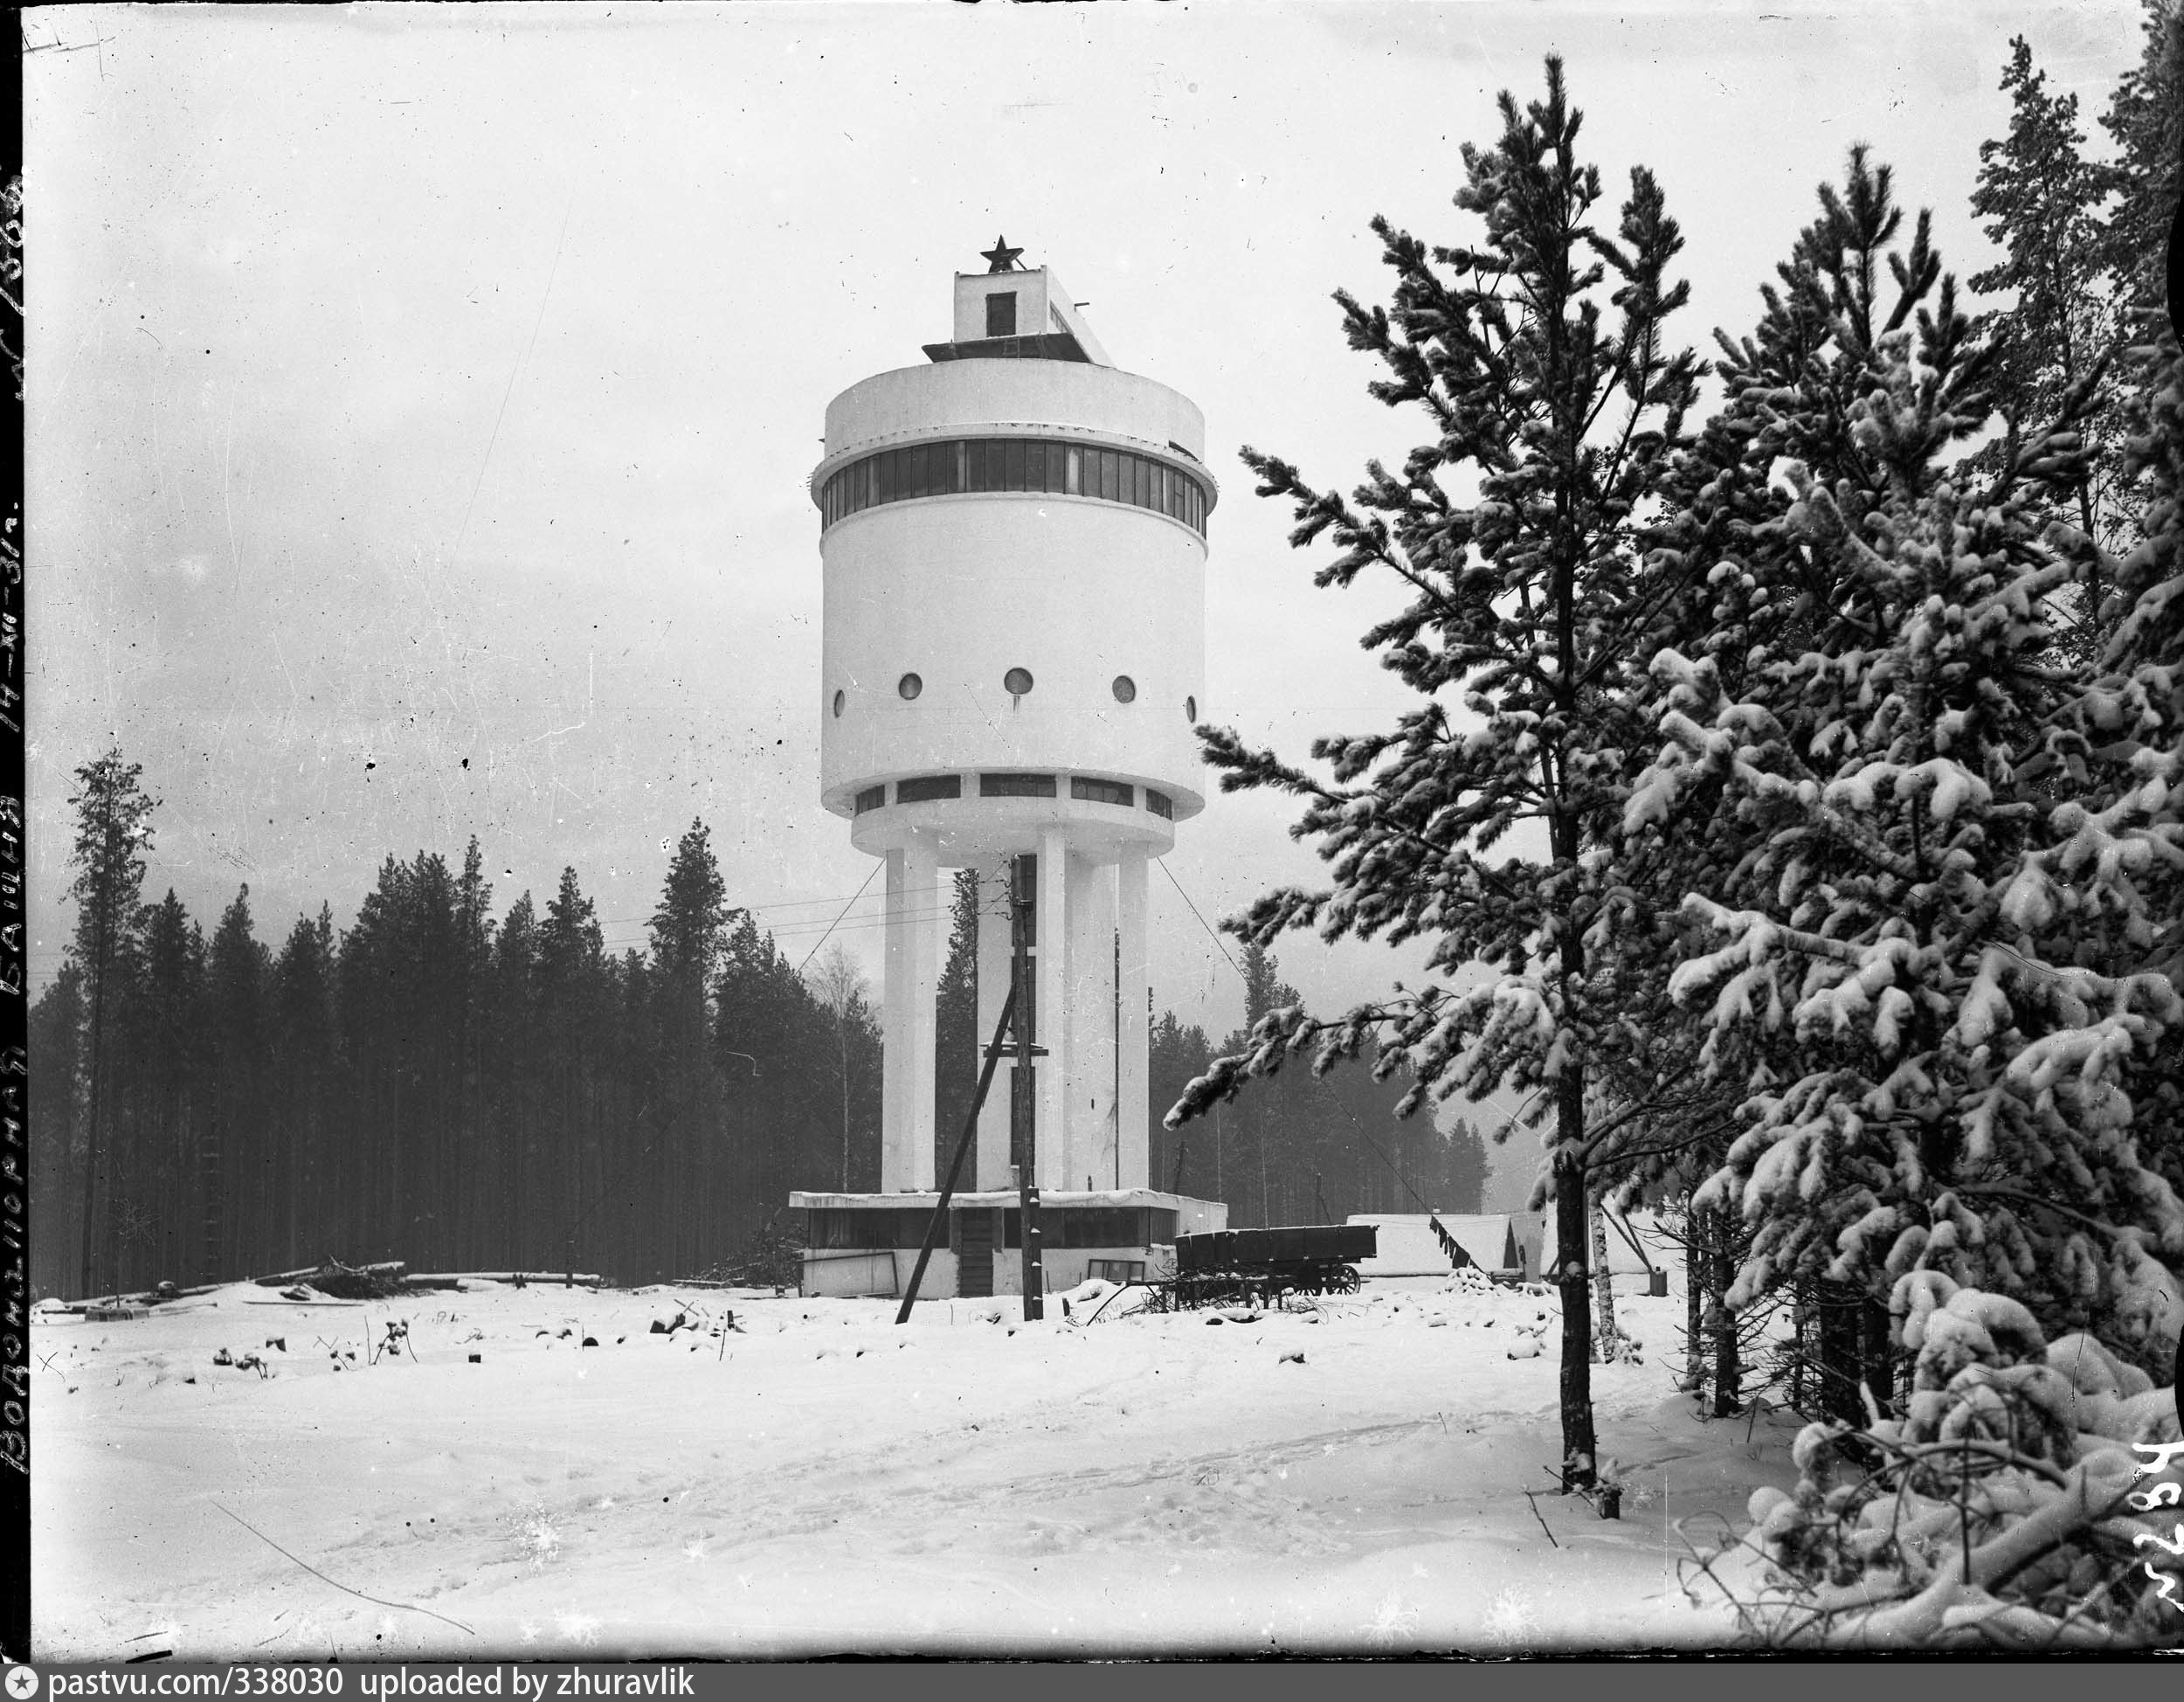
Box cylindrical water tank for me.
[815,357,1211,862]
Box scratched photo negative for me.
[22,0,2184,1662]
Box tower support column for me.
[1116,847,1151,1190]
[1064,852,1117,1192]
[1036,828,1069,1193]
[904,829,940,1189]
[881,831,941,1191]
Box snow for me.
[31,1267,1802,1658]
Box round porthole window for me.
[832,689,846,718]
[898,673,923,701]
[1185,695,1198,721]
[1004,668,1034,696]
[1112,675,1137,704]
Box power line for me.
[593,899,961,953]
[1314,1074,1435,1214]
[591,879,963,927]
[796,862,881,974]
[1156,857,1243,981]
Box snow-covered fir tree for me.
[1171,58,1702,1485]
[1625,153,2184,1380]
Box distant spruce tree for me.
[1173,59,1700,1485]
[1968,33,2128,638]
[270,906,340,1273]
[648,821,732,1273]
[27,964,86,1297]
[536,866,609,1274]
[128,891,204,1287]
[206,886,270,1277]
[2099,0,2184,318]
[934,868,981,1177]
[1149,1010,1213,1196]
[1217,942,1303,1227]
[1440,1115,1489,1217]
[64,749,158,1296]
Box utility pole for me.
[895,984,1017,1324]
[1011,854,1046,1319]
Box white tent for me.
[1347,1213,1525,1277]
[1517,1209,1668,1281]
[1347,1209,1669,1282]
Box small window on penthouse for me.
[980,772,1057,799]
[1071,778,1134,808]
[854,785,885,815]
[1003,667,1034,697]
[832,690,846,719]
[1111,675,1137,704]
[986,292,1017,337]
[899,673,923,701]
[1146,789,1175,820]
[896,775,962,804]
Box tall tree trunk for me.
[1590,1183,1619,1360]
[1789,1282,1812,1411]
[1553,1061,1596,1486]
[1708,1207,1740,1418]
[1682,1206,1708,1399]
[1816,1279,1863,1425]
[78,933,109,1298]
[1859,1295,1894,1422]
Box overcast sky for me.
[26,0,2142,1207]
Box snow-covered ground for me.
[31,1270,1801,1658]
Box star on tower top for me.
[980,236,1025,273]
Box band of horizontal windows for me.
[852,778,1179,817]
[979,771,1057,799]
[854,775,1179,816]
[818,437,1211,536]
[1070,777,1134,807]
[895,775,962,804]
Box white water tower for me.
[800,242,1220,1284]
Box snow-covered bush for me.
[706,1209,805,1293]
[1731,1274,2181,1646]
